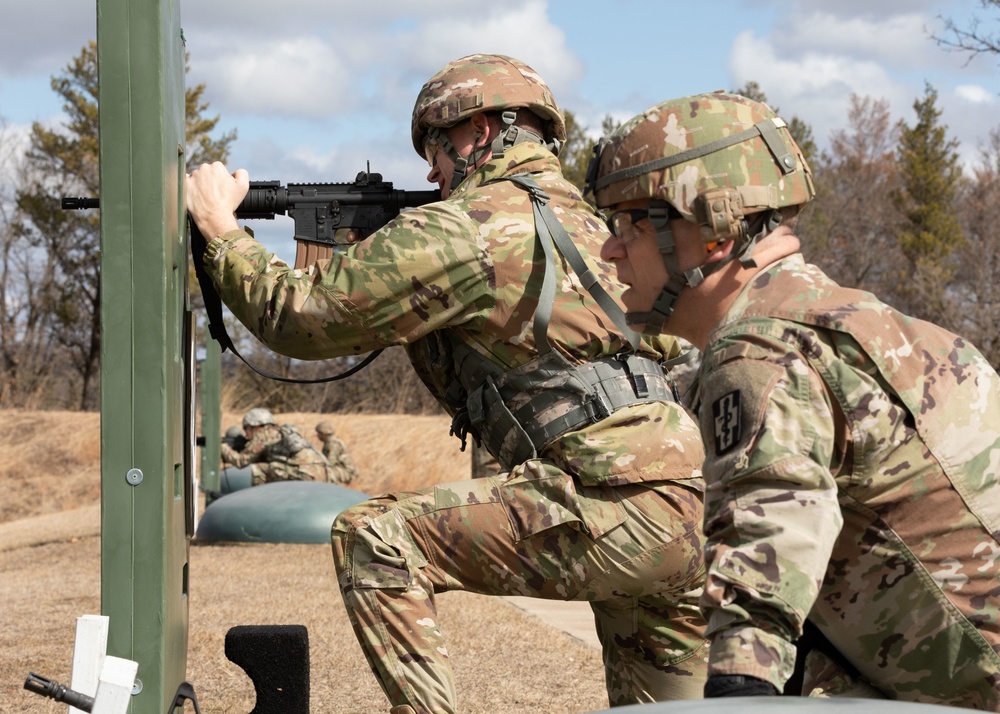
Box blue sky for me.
[3,0,999,261]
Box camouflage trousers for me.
[250,461,318,486]
[804,505,1000,711]
[331,460,709,714]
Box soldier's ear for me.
[470,113,491,147]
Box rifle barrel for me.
[61,197,101,210]
[24,672,95,712]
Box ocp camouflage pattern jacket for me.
[204,142,704,488]
[691,254,1000,707]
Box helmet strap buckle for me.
[490,109,549,158]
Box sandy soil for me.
[0,410,609,714]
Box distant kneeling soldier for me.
[315,421,359,485]
[222,407,331,486]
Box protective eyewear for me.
[605,209,651,240]
[605,204,676,240]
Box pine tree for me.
[890,83,964,322]
[559,110,620,196]
[893,83,964,266]
[12,41,235,409]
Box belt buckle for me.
[584,390,613,422]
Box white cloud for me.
[182,0,581,134]
[749,0,947,23]
[777,11,933,70]
[195,36,354,118]
[955,84,997,104]
[402,0,583,98]
[728,30,913,145]
[731,30,896,99]
[0,3,95,75]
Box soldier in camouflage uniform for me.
[187,54,709,713]
[592,92,1000,709]
[315,420,359,485]
[223,407,331,485]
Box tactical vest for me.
[267,424,313,459]
[440,174,681,471]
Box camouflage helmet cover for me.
[225,425,245,439]
[593,92,814,238]
[315,420,335,436]
[410,53,566,157]
[243,407,275,428]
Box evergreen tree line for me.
[1,40,997,413]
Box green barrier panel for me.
[199,336,222,496]
[98,0,190,710]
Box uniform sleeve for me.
[696,338,843,691]
[203,202,495,360]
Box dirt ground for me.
[0,410,609,714]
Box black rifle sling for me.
[188,219,382,384]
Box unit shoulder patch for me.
[712,390,742,455]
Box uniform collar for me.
[450,142,559,198]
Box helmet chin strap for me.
[490,110,559,157]
[625,207,687,335]
[426,126,473,193]
[432,111,557,193]
[449,127,486,193]
[626,204,780,335]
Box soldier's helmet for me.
[243,407,275,428]
[315,420,335,437]
[591,92,814,246]
[225,425,244,439]
[410,53,566,159]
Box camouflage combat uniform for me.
[320,434,359,485]
[690,254,1000,709]
[203,142,710,712]
[221,422,329,485]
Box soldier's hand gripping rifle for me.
[187,170,439,382]
[64,169,440,268]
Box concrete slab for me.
[502,596,600,650]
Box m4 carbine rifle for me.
[63,169,441,269]
[235,170,440,268]
[191,170,439,380]
[63,168,441,383]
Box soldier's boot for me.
[389,707,417,714]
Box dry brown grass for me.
[0,409,609,714]
[0,409,102,521]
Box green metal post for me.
[199,336,222,495]
[97,0,191,710]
